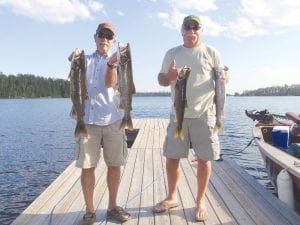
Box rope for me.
[48,176,81,225]
[219,136,261,157]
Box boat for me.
[245,109,300,213]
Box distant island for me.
[0,73,299,98]
[235,84,300,96]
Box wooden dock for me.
[12,118,300,225]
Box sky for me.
[0,0,300,94]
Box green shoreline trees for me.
[0,73,69,98]
[1,72,299,98]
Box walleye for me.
[213,65,228,132]
[116,42,136,130]
[173,66,191,140]
[69,49,89,139]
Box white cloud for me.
[0,0,105,23]
[157,0,218,30]
[229,0,300,38]
[117,10,124,16]
[201,16,226,36]
[87,1,104,13]
[171,0,217,12]
[157,0,300,39]
[157,8,184,30]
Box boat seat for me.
[286,112,300,124]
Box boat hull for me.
[253,126,300,213]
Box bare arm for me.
[105,66,117,87]
[105,52,118,88]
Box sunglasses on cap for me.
[183,25,201,31]
[97,31,114,40]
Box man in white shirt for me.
[71,22,130,225]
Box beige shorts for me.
[75,120,128,168]
[163,106,220,161]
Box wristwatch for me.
[107,62,117,69]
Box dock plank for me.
[12,118,300,225]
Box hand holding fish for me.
[108,51,118,66]
[68,48,82,62]
[158,59,178,86]
[167,59,178,81]
[224,66,229,83]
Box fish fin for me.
[213,122,224,133]
[131,83,136,94]
[120,116,133,130]
[118,102,124,110]
[173,114,178,123]
[74,121,89,139]
[70,106,77,119]
[173,130,179,139]
[173,129,184,140]
[127,117,134,130]
[115,89,121,96]
[67,71,71,80]
[179,130,184,140]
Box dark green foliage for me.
[236,84,300,96]
[0,72,70,98]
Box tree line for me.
[235,84,300,96]
[1,72,299,98]
[0,73,70,98]
[0,73,171,99]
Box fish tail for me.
[173,129,184,140]
[75,121,89,139]
[213,121,223,133]
[120,116,133,130]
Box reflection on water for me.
[1,96,300,224]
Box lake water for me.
[1,96,300,224]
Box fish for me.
[68,49,89,139]
[116,42,136,130]
[213,65,228,132]
[173,66,191,140]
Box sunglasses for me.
[97,31,114,40]
[183,25,201,31]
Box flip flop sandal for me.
[153,201,179,213]
[107,206,131,222]
[83,212,96,225]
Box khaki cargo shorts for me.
[163,106,220,161]
[75,120,128,168]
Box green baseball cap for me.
[182,15,202,27]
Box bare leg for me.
[160,158,180,203]
[107,166,121,210]
[196,159,211,220]
[81,168,96,213]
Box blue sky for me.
[0,0,299,94]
